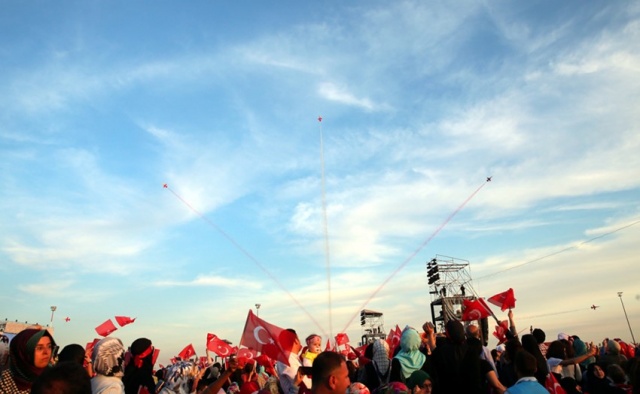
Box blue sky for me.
[1,1,639,364]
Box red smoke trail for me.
[341,179,490,332]
[164,184,328,337]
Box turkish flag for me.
[198,356,209,369]
[461,298,492,321]
[85,338,100,360]
[178,344,196,360]
[207,333,218,343]
[207,337,234,358]
[237,347,257,360]
[487,288,516,311]
[325,339,333,351]
[545,371,567,394]
[115,316,136,327]
[239,310,295,366]
[493,320,509,344]
[335,333,350,346]
[95,319,118,337]
[386,326,402,355]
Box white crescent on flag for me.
[254,326,270,344]
[217,344,230,356]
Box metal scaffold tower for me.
[426,255,475,332]
[359,309,386,345]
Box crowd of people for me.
[1,317,639,394]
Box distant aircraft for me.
[591,304,599,310]
[163,184,168,188]
[486,176,492,182]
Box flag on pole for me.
[239,310,296,366]
[115,316,136,327]
[487,288,516,311]
[461,298,492,321]
[178,344,196,360]
[95,319,118,337]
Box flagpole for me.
[618,292,637,344]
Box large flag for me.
[239,310,296,366]
[487,288,516,311]
[95,319,118,337]
[178,344,196,360]
[115,316,136,327]
[461,298,492,321]
[207,335,235,357]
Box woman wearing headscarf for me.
[390,328,428,384]
[159,361,202,394]
[123,338,156,394]
[583,363,609,394]
[359,339,391,392]
[91,337,126,394]
[0,328,55,394]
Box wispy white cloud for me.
[153,274,262,290]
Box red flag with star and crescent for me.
[461,298,493,321]
[487,288,516,311]
[207,334,235,358]
[178,344,196,360]
[239,310,295,366]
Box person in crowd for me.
[301,334,322,390]
[559,338,582,383]
[460,337,506,394]
[390,327,428,384]
[505,351,548,394]
[123,338,156,394]
[311,351,351,394]
[91,337,126,394]
[0,328,55,394]
[496,338,522,388]
[405,370,431,394]
[31,361,92,394]
[531,328,547,357]
[571,336,595,375]
[520,334,548,386]
[583,363,609,394]
[465,323,497,373]
[158,361,204,394]
[358,339,391,392]
[600,339,628,370]
[430,319,466,393]
[58,343,93,377]
[276,329,304,394]
[606,364,632,394]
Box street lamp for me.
[255,304,261,317]
[50,306,57,327]
[618,292,636,344]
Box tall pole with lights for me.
[50,306,57,328]
[618,292,636,344]
[255,303,261,317]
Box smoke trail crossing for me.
[341,178,491,332]
[318,116,334,342]
[163,183,328,337]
